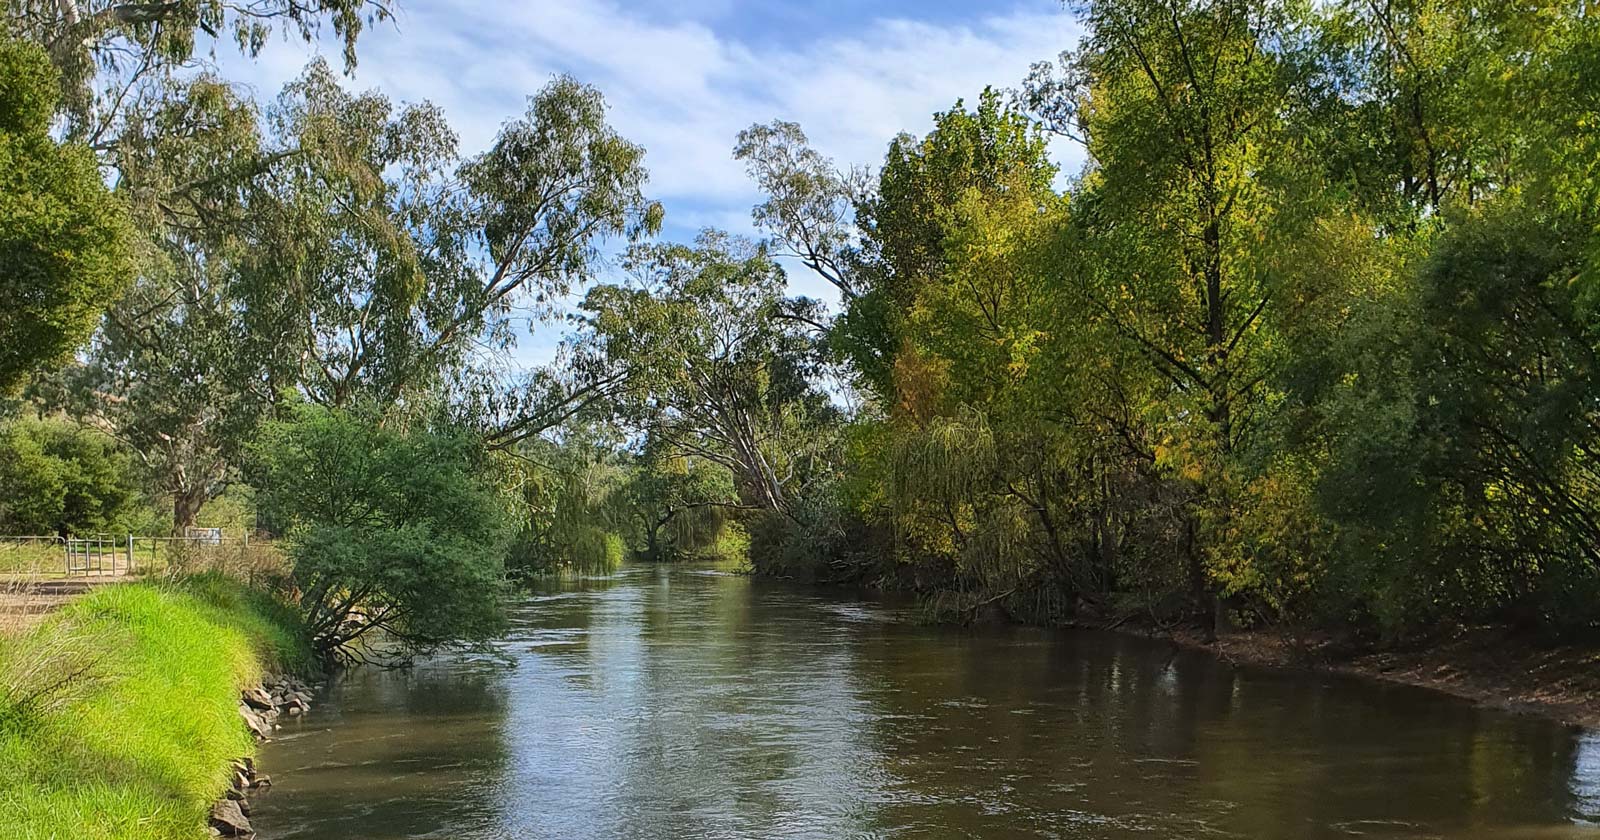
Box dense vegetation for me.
[716,1,1600,644]
[3,0,1599,671]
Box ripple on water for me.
[252,566,1600,840]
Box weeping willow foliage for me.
[888,406,1038,601]
[563,525,626,573]
[667,503,730,555]
[888,405,997,511]
[961,495,1032,590]
[507,451,633,576]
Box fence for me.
[1,532,261,578]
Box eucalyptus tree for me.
[5,0,389,137]
[733,120,864,302]
[68,73,272,530]
[247,66,660,413]
[76,63,659,531]
[580,231,838,515]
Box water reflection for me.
[256,565,1600,839]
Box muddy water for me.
[255,564,1600,839]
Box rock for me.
[224,787,244,801]
[209,799,253,837]
[253,774,272,789]
[286,704,302,716]
[239,708,271,740]
[241,686,274,710]
[238,798,253,817]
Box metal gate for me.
[65,536,125,576]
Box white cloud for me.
[212,0,1086,365]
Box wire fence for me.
[1,532,268,578]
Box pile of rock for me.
[214,674,320,837]
[209,758,269,837]
[237,674,318,740]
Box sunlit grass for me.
[0,575,309,839]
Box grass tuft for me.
[0,575,309,839]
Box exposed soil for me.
[1154,623,1600,730]
[0,578,125,634]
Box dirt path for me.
[0,578,126,634]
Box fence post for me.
[126,533,134,574]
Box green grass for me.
[0,574,310,839]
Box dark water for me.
[255,564,1600,839]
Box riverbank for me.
[0,574,312,839]
[1146,623,1600,730]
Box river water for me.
[255,564,1600,839]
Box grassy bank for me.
[0,574,310,839]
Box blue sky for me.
[214,0,1087,364]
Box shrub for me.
[250,403,513,661]
[0,416,139,536]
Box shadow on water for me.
[255,563,1600,839]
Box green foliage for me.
[625,450,742,562]
[504,430,634,576]
[71,60,658,532]
[0,577,309,840]
[6,0,391,132]
[0,416,138,535]
[0,36,130,394]
[249,403,513,659]
[715,0,1600,640]
[581,231,839,515]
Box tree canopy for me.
[0,35,129,394]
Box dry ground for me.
[1161,624,1600,729]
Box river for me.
[254,564,1600,839]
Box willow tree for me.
[625,447,743,562]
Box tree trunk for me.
[172,487,205,534]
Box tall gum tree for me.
[77,63,660,531]
[579,232,837,516]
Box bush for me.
[0,416,139,536]
[250,403,513,661]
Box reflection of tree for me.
[254,661,512,840]
[260,571,1599,839]
[845,623,1595,837]
[1571,732,1600,824]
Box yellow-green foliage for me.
[0,576,309,839]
